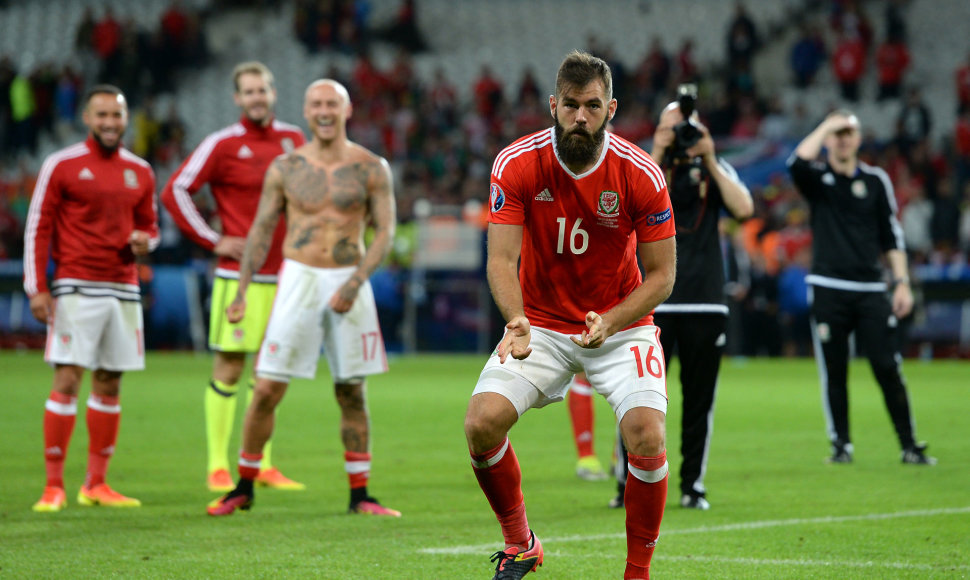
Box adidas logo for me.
[238,145,254,159]
[534,188,553,202]
[45,446,63,457]
[78,167,95,180]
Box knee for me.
[621,409,666,457]
[252,380,286,411]
[464,394,515,454]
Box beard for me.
[554,114,607,168]
[92,130,123,152]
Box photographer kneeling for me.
[611,85,753,511]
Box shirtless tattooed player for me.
[207,79,400,517]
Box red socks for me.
[345,451,371,490]
[83,394,121,489]
[42,391,77,489]
[624,451,668,579]
[568,376,595,458]
[471,438,530,548]
[238,452,263,480]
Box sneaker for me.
[32,486,67,512]
[901,443,937,465]
[576,455,608,481]
[490,530,543,580]
[608,489,624,509]
[206,492,253,516]
[77,484,141,507]
[826,441,853,464]
[680,493,711,510]
[255,467,306,490]
[207,468,234,492]
[349,497,401,517]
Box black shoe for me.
[826,440,853,464]
[901,443,937,465]
[490,530,543,579]
[680,493,710,510]
[608,485,624,509]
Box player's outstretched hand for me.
[498,316,533,363]
[226,294,247,323]
[571,311,609,349]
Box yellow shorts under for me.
[208,277,277,353]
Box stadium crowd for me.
[2,0,970,356]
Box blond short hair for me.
[232,61,274,92]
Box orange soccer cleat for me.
[207,468,235,492]
[77,483,141,507]
[255,467,306,490]
[32,486,67,512]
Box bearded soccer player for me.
[464,51,676,579]
[161,61,306,492]
[25,85,159,512]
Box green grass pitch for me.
[0,351,967,578]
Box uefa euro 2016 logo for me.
[490,183,505,212]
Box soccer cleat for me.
[207,492,253,516]
[32,486,67,512]
[575,455,609,481]
[349,497,401,517]
[255,467,306,490]
[207,468,234,492]
[826,441,853,464]
[490,530,543,579]
[901,443,937,465]
[608,489,625,509]
[680,493,711,510]
[77,484,141,507]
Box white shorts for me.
[256,260,388,382]
[45,291,145,371]
[472,325,668,422]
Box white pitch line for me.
[654,555,970,571]
[420,506,970,555]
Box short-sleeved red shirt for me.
[489,127,674,334]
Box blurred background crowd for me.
[1,0,969,357]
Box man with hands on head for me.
[787,110,935,466]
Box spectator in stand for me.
[92,7,122,82]
[726,1,761,73]
[954,108,970,198]
[675,39,698,86]
[956,49,970,114]
[930,178,961,260]
[832,29,866,102]
[900,185,933,264]
[9,59,38,157]
[875,30,910,101]
[831,0,873,52]
[160,0,190,64]
[473,64,504,123]
[884,0,908,43]
[790,22,827,88]
[896,87,932,156]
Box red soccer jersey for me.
[160,116,305,281]
[23,136,159,296]
[489,128,674,334]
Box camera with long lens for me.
[669,83,701,160]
